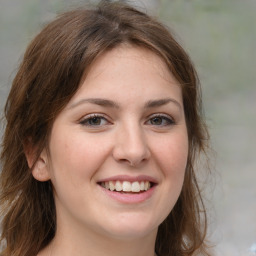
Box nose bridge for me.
[113,120,150,166]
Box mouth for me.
[97,176,157,203]
[99,180,155,193]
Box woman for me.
[0,1,210,256]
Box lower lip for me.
[99,185,156,204]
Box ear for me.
[31,149,51,182]
[24,140,50,182]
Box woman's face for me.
[37,45,188,241]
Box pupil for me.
[152,117,162,125]
[91,117,101,125]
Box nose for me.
[112,123,151,167]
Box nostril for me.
[112,135,151,167]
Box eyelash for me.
[146,114,175,126]
[79,114,110,127]
[79,113,175,127]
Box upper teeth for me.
[101,181,151,192]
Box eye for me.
[79,114,110,127]
[146,114,175,126]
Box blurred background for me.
[0,0,255,255]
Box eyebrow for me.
[69,98,119,109]
[144,98,182,110]
[69,97,182,110]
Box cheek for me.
[150,132,188,222]
[154,133,188,178]
[48,129,111,184]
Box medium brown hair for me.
[0,1,210,255]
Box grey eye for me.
[149,116,174,126]
[80,115,109,126]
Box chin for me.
[100,214,159,240]
[107,227,157,241]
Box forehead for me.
[67,45,183,108]
[86,45,174,82]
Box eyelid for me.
[79,113,112,126]
[149,113,174,120]
[78,112,175,127]
[146,113,176,126]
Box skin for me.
[31,45,189,256]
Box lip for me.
[97,175,158,204]
[99,184,156,204]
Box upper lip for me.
[98,175,158,184]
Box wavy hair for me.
[0,1,210,255]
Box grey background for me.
[0,0,256,255]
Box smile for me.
[97,175,157,203]
[100,181,152,193]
